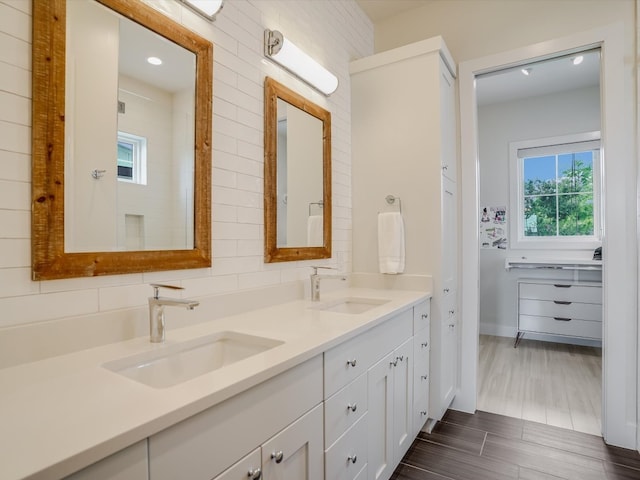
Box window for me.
[117,132,147,184]
[509,132,601,249]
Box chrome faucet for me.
[149,284,199,343]
[310,266,347,302]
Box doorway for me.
[455,25,637,449]
[474,51,603,435]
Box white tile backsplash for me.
[0,0,373,335]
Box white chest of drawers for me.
[516,279,602,346]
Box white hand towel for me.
[378,212,405,274]
[307,215,323,246]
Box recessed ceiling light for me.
[521,68,532,76]
[147,56,163,66]
[572,55,584,65]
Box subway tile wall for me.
[0,0,373,329]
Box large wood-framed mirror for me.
[264,77,332,262]
[32,0,212,280]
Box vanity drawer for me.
[325,413,368,480]
[324,308,412,397]
[519,282,602,304]
[519,299,602,322]
[519,315,602,339]
[413,299,431,333]
[325,373,368,449]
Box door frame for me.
[455,23,637,449]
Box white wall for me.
[478,86,602,336]
[0,0,372,330]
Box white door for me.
[261,404,324,480]
[367,352,394,480]
[213,449,262,480]
[392,337,414,463]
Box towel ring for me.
[385,195,402,213]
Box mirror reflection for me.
[264,77,331,263]
[65,0,196,252]
[276,98,324,247]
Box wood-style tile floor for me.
[478,335,602,435]
[391,409,640,480]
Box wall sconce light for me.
[264,29,338,96]
[179,0,223,20]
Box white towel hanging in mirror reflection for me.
[307,215,323,246]
[378,212,405,274]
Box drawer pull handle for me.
[421,313,429,319]
[449,309,455,315]
[421,374,428,380]
[443,288,450,293]
[247,468,262,479]
[347,403,357,412]
[271,451,284,464]
[390,359,398,367]
[421,342,428,348]
[420,410,428,416]
[397,355,404,362]
[346,359,357,368]
[348,455,357,464]
[553,317,572,322]
[553,300,572,305]
[553,284,572,288]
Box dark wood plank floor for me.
[391,410,640,480]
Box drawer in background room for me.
[519,282,602,304]
[519,299,602,322]
[519,315,602,339]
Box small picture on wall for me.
[480,206,507,249]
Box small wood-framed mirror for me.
[264,77,332,263]
[32,0,212,280]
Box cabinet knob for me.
[421,313,428,319]
[420,411,427,416]
[449,309,455,315]
[247,468,262,479]
[346,359,357,367]
[421,341,428,348]
[348,455,357,464]
[421,374,428,380]
[347,403,357,413]
[390,359,398,367]
[443,288,450,293]
[442,165,448,171]
[271,451,284,464]
[397,355,404,362]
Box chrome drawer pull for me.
[247,468,262,479]
[421,374,428,380]
[421,313,428,319]
[347,403,357,412]
[553,300,572,305]
[348,455,357,464]
[553,317,572,322]
[271,451,284,464]
[421,341,428,348]
[420,410,427,416]
[346,359,357,367]
[553,284,572,288]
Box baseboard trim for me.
[479,322,602,348]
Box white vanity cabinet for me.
[351,36,459,432]
[148,356,323,480]
[63,440,148,480]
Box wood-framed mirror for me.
[264,77,332,263]
[32,0,212,280]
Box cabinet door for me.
[64,440,148,480]
[441,294,458,410]
[440,58,457,182]
[367,352,394,480]
[262,404,323,480]
[392,337,413,464]
[214,448,262,480]
[441,177,457,295]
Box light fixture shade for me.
[264,29,338,96]
[180,0,223,20]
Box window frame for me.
[508,131,602,250]
[117,131,147,185]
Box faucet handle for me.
[311,266,335,275]
[150,283,184,299]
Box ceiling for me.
[355,0,427,22]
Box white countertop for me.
[0,287,429,480]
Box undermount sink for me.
[312,297,390,314]
[103,331,284,388]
